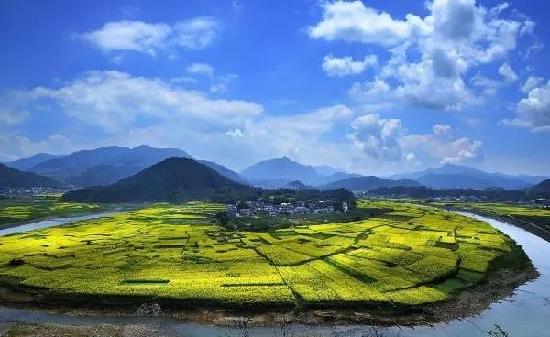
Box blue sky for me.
[0,0,549,175]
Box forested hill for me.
[0,164,63,189]
[63,157,254,203]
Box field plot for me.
[0,198,103,228]
[447,202,550,229]
[0,200,529,309]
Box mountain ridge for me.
[322,176,421,191]
[393,164,545,190]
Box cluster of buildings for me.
[0,187,63,199]
[226,200,348,217]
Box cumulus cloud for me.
[82,17,221,56]
[322,54,378,77]
[401,124,482,164]
[349,114,482,165]
[310,0,533,111]
[308,0,430,47]
[28,71,262,133]
[521,76,544,93]
[504,80,550,132]
[350,114,404,161]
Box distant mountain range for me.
[4,153,61,171]
[392,164,547,190]
[3,146,547,193]
[240,157,359,188]
[63,157,357,204]
[28,145,190,186]
[322,176,421,191]
[0,164,63,189]
[63,157,254,203]
[3,145,244,188]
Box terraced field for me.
[0,200,529,309]
[0,199,103,228]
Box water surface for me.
[0,211,121,236]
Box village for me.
[226,199,349,218]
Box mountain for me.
[241,157,324,187]
[322,176,421,192]
[63,157,255,203]
[529,179,550,198]
[283,180,313,190]
[324,171,363,183]
[0,164,63,189]
[4,153,61,170]
[198,160,248,185]
[393,164,543,190]
[30,145,190,185]
[66,165,143,187]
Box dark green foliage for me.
[0,164,63,189]
[63,157,256,203]
[529,179,550,198]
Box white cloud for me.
[504,80,550,132]
[186,63,215,77]
[498,62,518,82]
[210,73,238,93]
[350,114,404,161]
[82,17,221,56]
[401,125,482,164]
[28,71,262,133]
[521,76,544,93]
[308,1,430,47]
[185,63,237,93]
[0,134,74,161]
[0,107,29,126]
[310,0,533,111]
[349,114,482,165]
[173,17,221,49]
[322,54,378,77]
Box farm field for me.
[0,200,530,309]
[0,197,104,228]
[438,202,550,234]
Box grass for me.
[0,200,529,309]
[0,198,105,228]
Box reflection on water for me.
[0,212,549,337]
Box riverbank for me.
[0,322,166,337]
[447,207,550,243]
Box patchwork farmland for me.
[0,200,529,309]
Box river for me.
[0,212,549,337]
[0,211,121,236]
